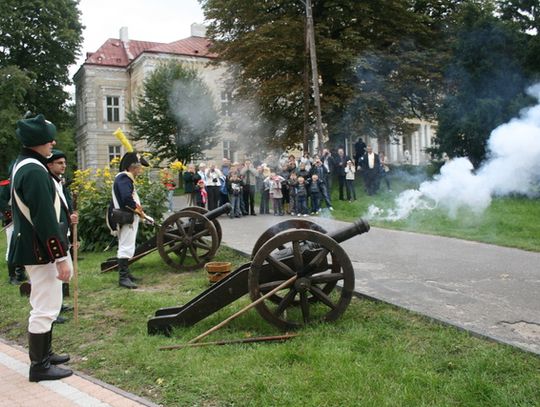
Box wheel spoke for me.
[188,244,200,264]
[304,248,329,275]
[192,238,211,251]
[187,219,196,237]
[292,240,303,271]
[163,231,182,242]
[266,254,296,277]
[192,228,210,241]
[178,246,187,264]
[310,273,344,284]
[300,292,310,323]
[259,280,286,292]
[164,241,186,255]
[309,285,337,310]
[274,288,297,316]
[174,219,187,235]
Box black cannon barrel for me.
[327,219,370,244]
[204,203,232,220]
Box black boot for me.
[28,332,72,382]
[47,329,70,365]
[127,272,141,282]
[118,259,137,289]
[15,266,27,283]
[7,263,20,285]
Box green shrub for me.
[72,162,167,251]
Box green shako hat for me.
[16,114,57,147]
[47,149,66,163]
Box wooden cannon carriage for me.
[148,218,370,335]
[101,203,232,272]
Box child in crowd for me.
[295,176,309,216]
[195,179,207,208]
[344,159,356,201]
[260,167,272,214]
[307,174,324,214]
[227,172,244,218]
[268,171,285,216]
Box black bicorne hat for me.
[119,152,149,172]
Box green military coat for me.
[8,149,68,265]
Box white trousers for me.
[117,217,139,259]
[27,255,72,334]
[5,224,13,261]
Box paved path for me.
[214,208,540,355]
[0,339,159,407]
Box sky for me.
[69,0,205,78]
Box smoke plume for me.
[367,83,540,221]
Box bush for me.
[72,160,167,251]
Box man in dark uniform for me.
[360,145,381,195]
[9,114,73,382]
[47,149,78,321]
[110,151,149,289]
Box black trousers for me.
[207,186,220,210]
[242,185,256,214]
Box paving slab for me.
[0,339,160,407]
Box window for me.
[223,140,235,161]
[220,91,232,117]
[108,145,121,162]
[106,96,120,122]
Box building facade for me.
[73,24,236,169]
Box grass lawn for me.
[0,235,538,406]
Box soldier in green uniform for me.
[8,114,73,382]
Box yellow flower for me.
[169,161,185,172]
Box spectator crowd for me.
[182,140,391,218]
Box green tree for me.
[432,2,535,167]
[496,0,540,78]
[202,0,462,152]
[0,66,31,177]
[128,61,219,164]
[0,0,83,126]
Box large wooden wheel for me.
[248,229,355,330]
[157,210,219,271]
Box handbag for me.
[111,208,134,225]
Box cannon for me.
[148,218,370,335]
[101,203,231,272]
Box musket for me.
[125,206,161,227]
[72,193,79,323]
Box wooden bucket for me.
[205,261,232,283]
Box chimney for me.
[190,23,207,38]
[120,27,129,43]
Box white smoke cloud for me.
[367,83,540,221]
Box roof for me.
[84,36,216,68]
